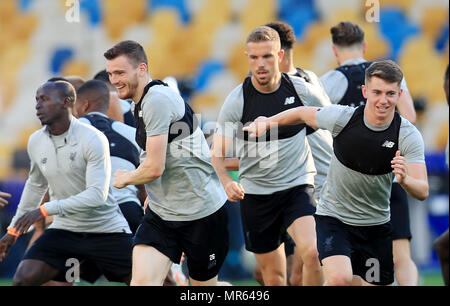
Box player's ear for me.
[362,84,367,99]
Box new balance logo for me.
[381,140,395,148]
[284,96,295,105]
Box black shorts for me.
[119,201,143,234]
[240,184,316,254]
[315,215,394,285]
[284,234,296,257]
[133,203,229,282]
[23,229,133,283]
[390,183,412,240]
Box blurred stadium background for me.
[0,0,448,285]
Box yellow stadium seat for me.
[375,0,412,11]
[240,0,276,35]
[62,60,90,79]
[421,7,449,40]
[103,0,146,40]
[399,35,447,104]
[227,44,249,81]
[359,23,389,60]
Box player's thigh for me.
[13,259,60,286]
[132,244,172,285]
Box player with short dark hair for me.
[105,40,229,286]
[244,60,429,286]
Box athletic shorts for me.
[390,183,412,240]
[119,201,143,234]
[284,234,296,257]
[315,215,394,286]
[240,184,316,254]
[23,229,133,283]
[133,203,229,282]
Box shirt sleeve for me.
[398,119,425,164]
[315,104,355,137]
[8,134,49,228]
[44,132,112,216]
[290,75,332,108]
[142,90,183,137]
[320,70,348,104]
[215,85,244,138]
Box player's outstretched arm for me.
[243,106,321,138]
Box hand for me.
[225,181,245,202]
[113,169,130,189]
[14,208,46,236]
[0,234,17,262]
[242,116,268,138]
[0,191,11,208]
[391,150,407,184]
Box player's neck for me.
[251,72,282,93]
[337,50,364,66]
[132,75,150,103]
[48,113,72,135]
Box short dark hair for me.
[265,21,296,50]
[50,81,77,105]
[331,21,364,47]
[47,77,69,82]
[104,40,148,67]
[246,26,280,47]
[77,79,110,109]
[93,69,110,84]
[365,60,403,86]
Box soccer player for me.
[320,21,419,285]
[244,60,429,286]
[0,81,133,285]
[212,26,328,286]
[105,40,229,286]
[251,21,333,286]
[73,79,144,234]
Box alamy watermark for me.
[365,0,380,23]
[365,258,380,283]
[65,0,80,23]
[65,258,80,283]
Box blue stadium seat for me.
[81,0,101,26]
[278,0,318,40]
[18,0,33,12]
[147,0,190,24]
[50,48,74,74]
[193,60,224,92]
[435,24,449,53]
[379,7,420,60]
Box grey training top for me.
[140,82,226,221]
[315,105,425,226]
[9,117,131,233]
[216,75,331,194]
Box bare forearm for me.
[399,176,428,201]
[211,155,234,188]
[125,164,163,185]
[269,106,319,129]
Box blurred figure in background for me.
[433,64,449,286]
